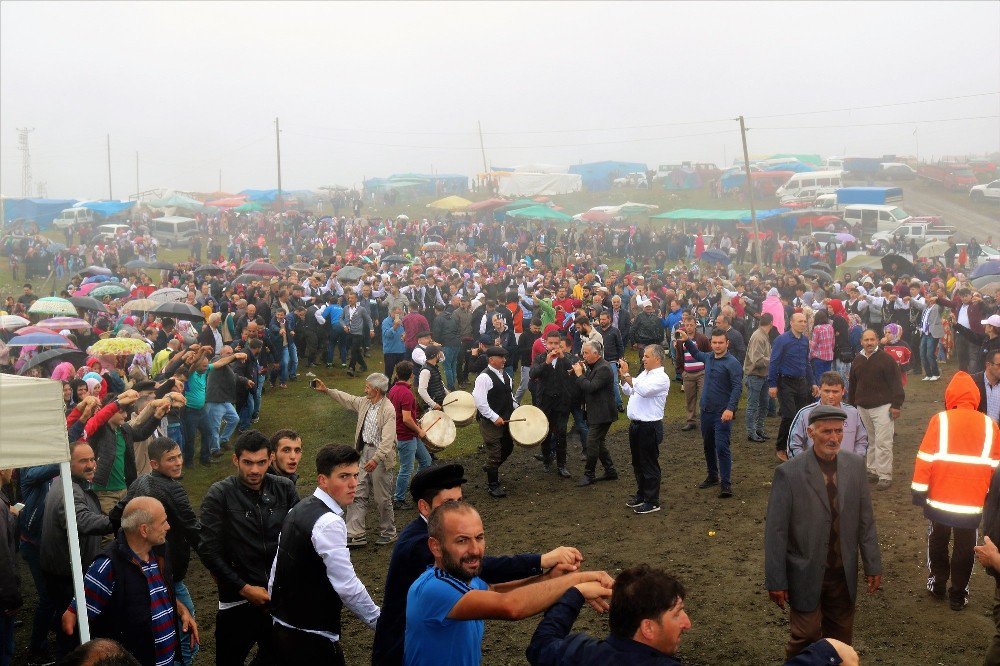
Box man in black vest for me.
[269,444,380,664]
[473,347,518,498]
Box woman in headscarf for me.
[881,322,912,386]
[761,287,786,334]
[50,360,76,382]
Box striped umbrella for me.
[89,284,130,299]
[28,297,77,317]
[37,317,91,330]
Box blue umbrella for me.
[6,332,74,347]
[971,260,1000,280]
[701,248,731,265]
[82,274,115,284]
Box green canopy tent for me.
[496,199,538,212]
[233,201,265,213]
[505,205,573,222]
[147,193,210,214]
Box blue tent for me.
[2,198,78,229]
[660,168,702,190]
[761,162,813,173]
[568,161,648,191]
[239,189,282,202]
[78,200,135,217]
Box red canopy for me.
[467,198,508,212]
[206,196,248,208]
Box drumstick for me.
[506,418,527,422]
[442,396,459,407]
[425,417,442,431]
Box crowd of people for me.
[0,204,999,666]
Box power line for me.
[752,115,1000,131]
[751,92,999,120]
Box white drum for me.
[507,405,549,447]
[420,411,456,453]
[442,390,476,426]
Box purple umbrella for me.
[6,332,74,347]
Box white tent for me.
[0,374,91,640]
[497,172,583,197]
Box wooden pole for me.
[738,116,762,267]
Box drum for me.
[442,390,476,426]
[419,411,456,453]
[507,405,549,447]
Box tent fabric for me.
[427,195,472,212]
[0,374,70,468]
[768,153,823,166]
[660,168,702,190]
[509,164,568,174]
[505,205,572,221]
[2,198,78,228]
[568,161,648,191]
[239,189,282,202]
[147,193,208,212]
[497,173,582,197]
[76,200,135,217]
[651,208,789,222]
[761,162,814,173]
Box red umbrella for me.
[467,198,509,212]
[580,210,614,223]
[241,261,281,277]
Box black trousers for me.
[43,572,78,658]
[776,375,812,452]
[480,419,514,479]
[584,422,615,477]
[271,623,345,665]
[215,602,276,666]
[384,352,405,381]
[541,410,570,467]
[629,420,663,505]
[298,329,319,364]
[927,520,977,603]
[348,333,367,371]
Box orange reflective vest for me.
[912,409,1000,528]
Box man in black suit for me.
[530,330,578,478]
[573,340,619,486]
[973,349,1000,426]
[371,464,584,666]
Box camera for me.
[310,379,321,389]
[675,331,683,339]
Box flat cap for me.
[486,345,508,357]
[478,333,493,345]
[808,405,848,425]
[410,463,466,502]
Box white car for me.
[970,180,1000,203]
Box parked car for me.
[778,187,838,205]
[89,223,130,244]
[52,207,98,230]
[879,163,917,181]
[970,179,1000,203]
[150,216,199,248]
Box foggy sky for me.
[2,1,998,200]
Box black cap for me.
[417,330,432,339]
[478,333,493,345]
[424,344,442,359]
[486,346,508,357]
[808,405,848,425]
[410,463,466,503]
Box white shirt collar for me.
[312,487,344,515]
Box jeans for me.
[174,581,200,665]
[700,411,733,485]
[326,328,348,365]
[166,420,185,453]
[271,345,289,384]
[744,375,768,438]
[920,334,940,377]
[609,361,623,410]
[181,406,213,465]
[393,437,432,501]
[238,390,257,429]
[19,541,53,655]
[442,346,459,390]
[287,341,299,379]
[514,363,532,403]
[811,358,833,379]
[205,401,240,453]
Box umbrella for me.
[241,261,281,277]
[971,260,1000,280]
[381,255,411,265]
[79,265,112,277]
[420,242,445,252]
[577,210,615,224]
[396,214,410,220]
[28,297,78,317]
[465,198,508,212]
[233,201,265,213]
[426,195,472,212]
[17,348,88,375]
[6,332,73,347]
[120,299,159,314]
[90,284,130,299]
[70,296,108,313]
[972,274,1000,290]
[81,275,115,286]
[148,288,187,304]
[36,317,90,330]
[803,268,834,283]
[701,249,731,265]
[978,281,1000,298]
[231,274,261,286]
[368,242,383,251]
[336,266,365,282]
[835,255,884,279]
[917,240,950,259]
[194,264,225,275]
[835,233,856,243]
[0,315,30,331]
[881,254,915,275]
[152,301,205,322]
[12,326,59,336]
[808,261,832,273]
[505,205,573,222]
[617,202,659,215]
[146,260,176,271]
[288,262,314,272]
[124,259,150,270]
[87,338,152,357]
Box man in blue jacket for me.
[526,563,857,666]
[371,464,584,666]
[680,328,742,498]
[17,462,59,663]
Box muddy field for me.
[13,364,995,665]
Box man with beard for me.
[268,429,303,489]
[404,501,613,666]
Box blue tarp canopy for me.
[761,161,813,173]
[660,168,702,190]
[363,174,467,196]
[3,198,78,229]
[76,200,135,217]
[239,189,282,202]
[568,161,648,191]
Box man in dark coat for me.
[573,340,619,486]
[530,330,578,477]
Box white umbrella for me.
[148,288,187,304]
[917,240,950,259]
[0,315,30,331]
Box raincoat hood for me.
[945,371,980,411]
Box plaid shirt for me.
[809,323,835,362]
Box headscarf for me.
[50,361,76,382]
[848,313,863,330]
[827,298,848,322]
[883,322,902,344]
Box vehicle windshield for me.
[889,207,910,222]
[953,167,974,177]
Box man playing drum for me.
[472,346,518,498]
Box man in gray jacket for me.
[786,372,868,459]
[41,441,113,657]
[912,287,946,381]
[765,405,882,660]
[341,291,374,376]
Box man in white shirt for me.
[619,344,671,515]
[268,444,379,664]
[473,347,519,498]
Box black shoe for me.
[488,484,507,498]
[211,450,225,459]
[757,432,771,440]
[577,475,596,487]
[533,454,545,462]
[718,484,733,498]
[557,467,572,478]
[617,405,625,413]
[347,369,356,377]
[625,495,644,509]
[748,435,765,442]
[26,650,54,666]
[578,452,588,462]
[930,585,947,599]
[680,423,696,431]
[698,477,719,489]
[950,597,967,611]
[597,470,619,482]
[633,502,661,515]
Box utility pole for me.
[219,169,222,193]
[106,134,113,200]
[135,151,140,198]
[477,121,488,174]
[737,116,762,267]
[914,126,920,161]
[275,117,283,211]
[16,127,34,198]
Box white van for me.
[52,208,98,230]
[150,216,199,249]
[775,170,844,200]
[842,204,913,235]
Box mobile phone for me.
[675,331,683,339]
[13,503,24,512]
[310,379,320,389]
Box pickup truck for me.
[871,222,956,245]
[970,179,1000,203]
[917,163,978,191]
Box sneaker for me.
[718,484,733,499]
[680,423,697,431]
[876,479,892,491]
[634,502,661,515]
[697,477,719,489]
[867,472,879,483]
[488,484,507,498]
[347,369,356,377]
[757,432,771,440]
[950,597,968,611]
[597,470,619,482]
[748,435,765,442]
[922,376,932,381]
[577,475,596,487]
[929,375,940,381]
[347,535,368,548]
[341,363,348,368]
[375,534,398,546]
[393,499,414,510]
[929,584,947,599]
[557,467,572,479]
[625,495,645,509]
